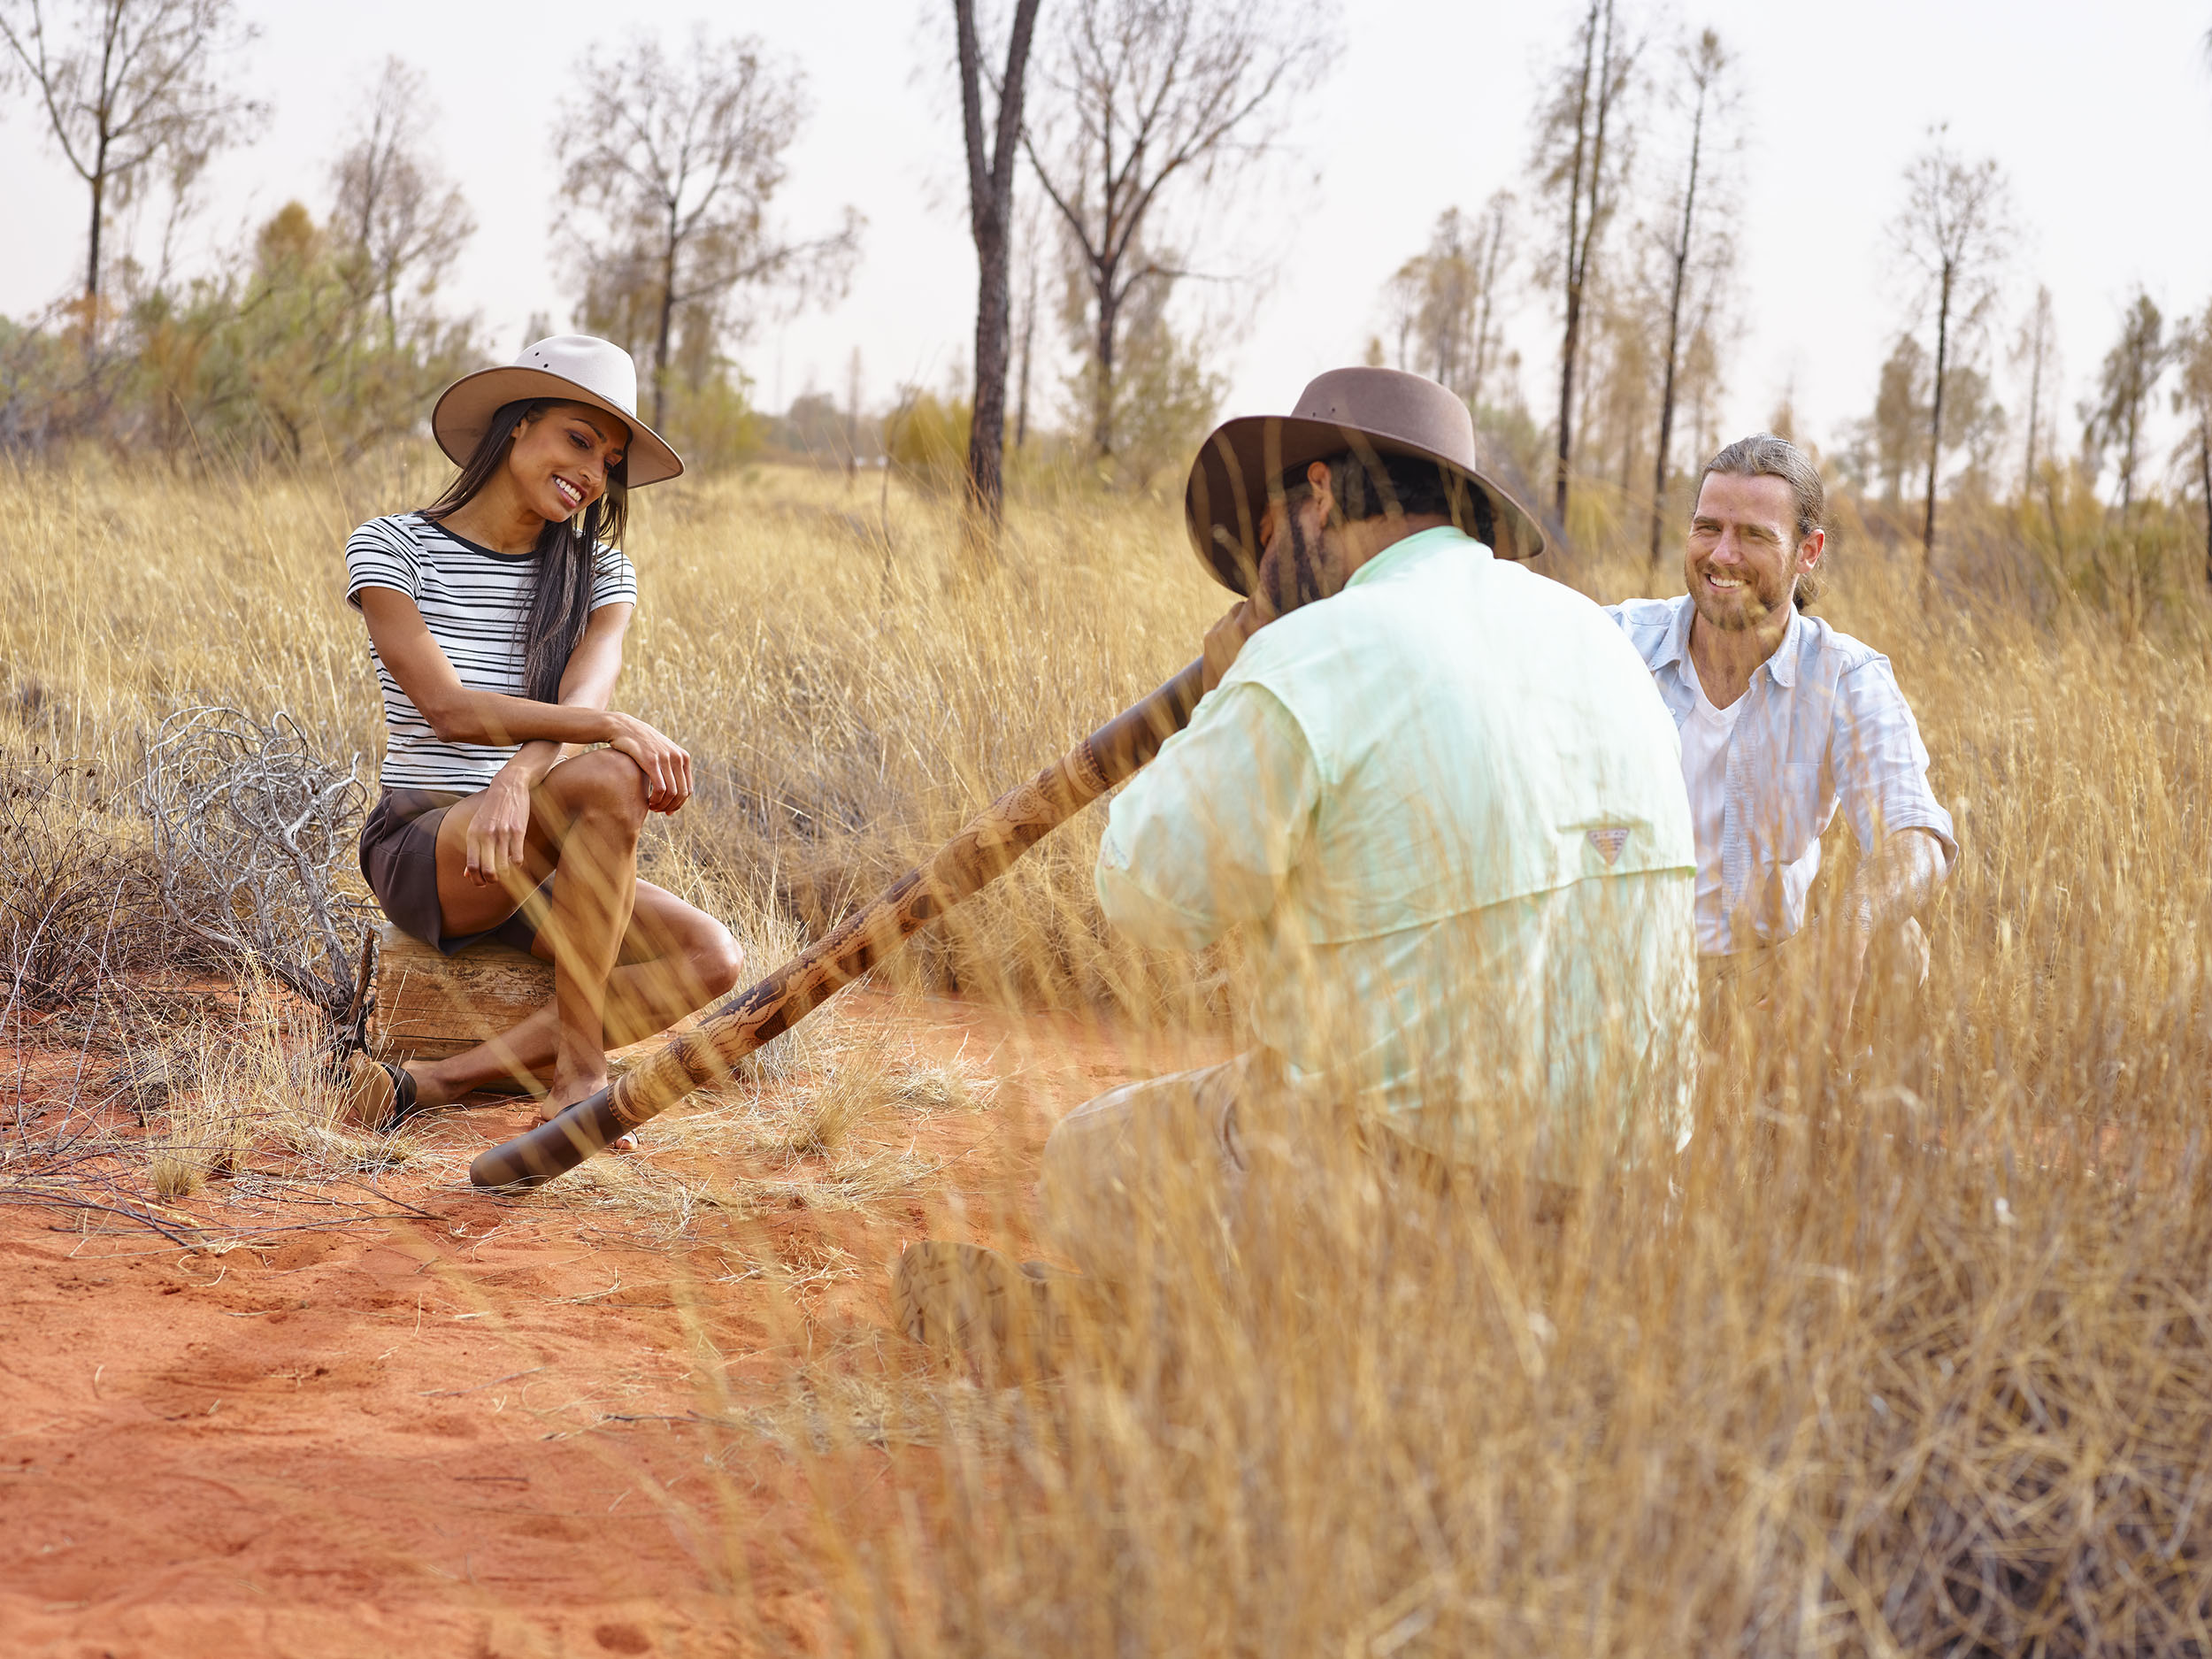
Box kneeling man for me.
[897,369,1699,1363]
[1608,434,1956,1041]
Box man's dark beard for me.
[1261,501,1330,616]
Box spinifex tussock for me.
[6,449,2212,1648]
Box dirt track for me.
[0,991,1207,1656]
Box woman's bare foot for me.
[540,1071,636,1152]
[400,1060,460,1111]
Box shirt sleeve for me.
[344,518,420,609]
[1830,656,1958,870]
[591,547,638,612]
[1094,679,1321,952]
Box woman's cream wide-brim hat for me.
[1185,366,1546,595]
[431,334,684,488]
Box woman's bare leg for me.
[397,752,740,1114]
[535,756,642,1109]
[407,883,745,1105]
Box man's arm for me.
[1806,826,1944,1037]
[1817,656,1957,1032]
[1842,827,1948,940]
[1094,678,1319,953]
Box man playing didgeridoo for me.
[1605,434,1955,1051]
[895,367,1701,1370]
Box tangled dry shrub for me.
[139,704,373,1018]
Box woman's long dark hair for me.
[421,398,630,703]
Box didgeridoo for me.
[469,657,1209,1190]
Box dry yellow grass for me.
[6,448,2212,1651]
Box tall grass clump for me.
[787,524,2212,1652]
[6,446,2212,1647]
[0,450,1224,1015]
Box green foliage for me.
[1472,402,1552,521]
[2083,289,2173,512]
[1863,334,1930,503]
[1099,309,1224,495]
[885,389,973,492]
[0,315,96,450]
[658,367,762,472]
[4,200,478,465]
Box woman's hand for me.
[465,770,534,887]
[605,712,694,813]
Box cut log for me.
[365,924,680,1095]
[370,924,551,1087]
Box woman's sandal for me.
[342,1053,425,1134]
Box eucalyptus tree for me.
[1531,0,1640,530]
[1647,27,1739,566]
[557,27,861,430]
[0,0,263,318]
[1024,0,1333,465]
[953,0,1042,542]
[1891,131,2010,577]
[329,58,475,346]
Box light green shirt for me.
[1096,527,1699,1175]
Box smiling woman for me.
[340,335,743,1139]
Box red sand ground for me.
[1,990,1218,1657]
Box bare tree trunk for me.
[654,203,680,433]
[1921,258,1953,589]
[956,0,1041,544]
[1470,220,1502,415]
[1015,247,1037,449]
[2022,308,2045,488]
[2200,424,2211,588]
[1618,394,1635,495]
[85,12,119,314]
[1094,277,1119,459]
[1648,79,1703,568]
[970,215,1013,505]
[845,347,863,488]
[1552,2,1600,527]
[86,166,105,310]
[2194,422,2212,593]
[2118,403,2139,518]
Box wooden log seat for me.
[369,924,553,1091]
[366,925,680,1094]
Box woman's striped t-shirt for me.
[344,512,637,792]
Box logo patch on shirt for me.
[1586,827,1631,865]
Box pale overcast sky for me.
[4,0,2209,468]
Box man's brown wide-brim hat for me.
[1184,366,1546,595]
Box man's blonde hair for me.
[1701,434,1827,607]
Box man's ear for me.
[1798,527,1826,573]
[1304,459,1337,525]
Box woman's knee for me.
[558,749,649,833]
[688,920,745,997]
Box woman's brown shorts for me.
[359,788,549,956]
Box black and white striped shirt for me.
[344,513,637,791]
